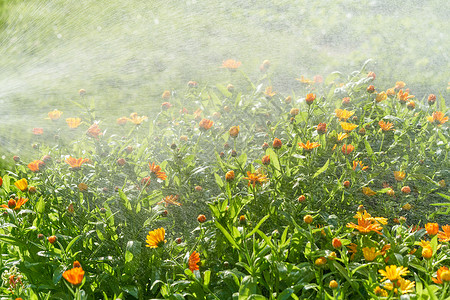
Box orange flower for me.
[352,160,369,171]
[347,243,357,260]
[47,109,63,120]
[394,81,406,90]
[264,86,276,98]
[189,251,200,272]
[394,171,406,181]
[14,178,28,191]
[340,122,358,132]
[66,118,81,129]
[62,267,84,286]
[146,228,166,248]
[346,217,383,235]
[432,266,450,284]
[87,123,102,138]
[316,123,327,134]
[335,109,355,121]
[273,138,282,149]
[244,171,267,188]
[1,197,28,210]
[32,128,43,135]
[261,155,270,165]
[397,89,414,104]
[225,170,235,181]
[28,160,44,172]
[437,225,450,242]
[298,141,321,151]
[162,90,171,99]
[199,118,214,131]
[117,117,128,125]
[379,120,394,131]
[376,91,387,102]
[305,93,316,105]
[65,157,89,170]
[162,102,172,110]
[425,223,439,235]
[221,59,241,70]
[229,126,240,138]
[127,113,147,125]
[341,144,354,155]
[427,111,448,126]
[157,195,181,207]
[362,187,376,196]
[149,162,167,180]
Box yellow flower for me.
[352,160,369,171]
[374,286,388,297]
[298,140,321,151]
[47,109,63,120]
[335,109,355,121]
[14,178,28,192]
[362,247,381,261]
[336,132,349,142]
[376,91,387,102]
[383,278,415,295]
[347,217,383,235]
[425,222,439,235]
[127,113,147,125]
[116,117,128,125]
[432,266,450,284]
[362,187,376,196]
[295,75,314,85]
[65,157,89,170]
[340,122,358,132]
[394,171,406,181]
[66,118,81,129]
[264,86,276,98]
[427,111,449,126]
[379,265,409,282]
[146,228,166,248]
[199,118,214,131]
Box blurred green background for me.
[0,0,449,165]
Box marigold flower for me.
[367,85,375,93]
[367,71,376,80]
[189,251,200,272]
[261,155,270,165]
[340,122,358,132]
[73,261,81,268]
[407,101,415,110]
[244,171,267,188]
[379,120,394,131]
[305,93,316,105]
[162,90,171,99]
[379,265,409,282]
[341,144,354,155]
[66,118,81,129]
[225,170,235,182]
[264,86,276,98]
[421,247,433,259]
[427,111,448,125]
[47,109,63,120]
[347,217,383,235]
[394,81,406,89]
[383,278,415,295]
[48,235,57,244]
[65,157,89,170]
[437,225,450,242]
[298,195,306,202]
[329,280,338,289]
[427,94,436,105]
[298,140,321,151]
[362,187,376,196]
[353,210,388,225]
[63,266,84,286]
[127,112,147,125]
[14,178,28,191]
[149,162,167,180]
[87,123,102,139]
[290,108,299,116]
[117,117,128,125]
[336,132,349,142]
[397,89,414,104]
[157,195,181,207]
[32,128,43,135]
[401,186,411,194]
[394,171,406,181]
[386,88,395,96]
[376,91,387,102]
[352,160,368,171]
[362,247,381,261]
[332,238,342,249]
[146,228,166,248]
[402,203,412,211]
[315,257,327,266]
[1,197,28,210]
[432,266,450,284]
[335,109,354,121]
[28,160,44,172]
[284,96,292,104]
[342,97,351,105]
[316,123,327,134]
[229,126,240,138]
[221,59,241,70]
[199,118,214,131]
[272,138,282,149]
[374,286,388,297]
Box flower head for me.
[376,91,387,102]
[63,266,84,286]
[199,118,214,131]
[298,141,321,151]
[305,93,316,105]
[28,160,45,172]
[189,251,200,272]
[117,117,128,125]
[341,144,354,155]
[14,178,28,191]
[340,122,358,132]
[432,266,450,284]
[383,278,415,295]
[379,265,409,282]
[162,90,171,99]
[362,247,381,261]
[395,81,406,90]
[362,187,376,196]
[47,109,63,120]
[87,123,102,138]
[264,86,276,98]
[352,160,369,171]
[157,195,181,207]
[397,89,414,104]
[221,59,241,70]
[394,171,406,181]
[379,120,394,131]
[229,126,240,138]
[347,217,383,235]
[65,157,89,170]
[146,228,166,248]
[296,75,314,85]
[128,113,147,125]
[32,128,43,135]
[149,162,167,180]
[437,225,450,242]
[66,118,81,129]
[244,171,267,188]
[427,111,448,126]
[1,197,28,210]
[225,170,235,181]
[335,109,355,121]
[273,138,282,149]
[316,123,327,134]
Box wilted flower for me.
[221,59,241,70]
[199,118,214,131]
[157,195,181,207]
[146,228,166,248]
[66,118,81,129]
[427,111,448,125]
[78,183,88,192]
[47,109,63,120]
[189,251,200,272]
[229,126,240,138]
[402,203,412,211]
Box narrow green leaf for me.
[313,159,329,179]
[214,221,241,250]
[65,235,82,254]
[246,215,270,238]
[203,270,211,286]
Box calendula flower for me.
[347,243,357,260]
[149,162,167,180]
[27,160,44,172]
[397,89,414,104]
[394,81,406,90]
[146,228,166,248]
[199,118,213,131]
[127,113,147,125]
[264,86,276,98]
[1,197,28,210]
[316,123,327,134]
[437,225,450,242]
[261,155,270,165]
[32,128,43,135]
[189,251,200,272]
[386,88,395,96]
[425,223,439,235]
[353,210,388,225]
[379,120,394,131]
[347,217,383,235]
[376,91,387,102]
[229,126,240,138]
[62,266,84,286]
[162,90,171,99]
[340,122,358,132]
[157,195,181,207]
[427,111,448,125]
[65,157,89,170]
[117,117,128,125]
[335,109,355,121]
[341,144,354,155]
[244,171,267,188]
[87,123,102,138]
[225,170,235,181]
[379,265,409,282]
[221,59,241,70]
[362,187,376,196]
[383,278,415,294]
[14,178,28,191]
[336,132,349,142]
[295,75,314,85]
[66,118,81,129]
[394,171,406,181]
[432,266,450,284]
[305,93,316,105]
[298,141,321,151]
[273,138,282,149]
[47,109,63,120]
[374,286,388,297]
[362,247,381,261]
[352,160,369,171]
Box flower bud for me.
[329,280,338,289]
[343,181,350,188]
[401,186,411,194]
[117,158,126,166]
[303,215,313,224]
[197,214,206,223]
[48,235,57,244]
[332,238,342,249]
[298,195,306,203]
[273,138,282,149]
[225,170,235,181]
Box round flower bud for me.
[161,210,168,217]
[13,156,20,162]
[239,215,247,225]
[197,214,206,223]
[290,108,299,116]
[8,199,16,209]
[78,89,86,96]
[315,257,327,266]
[262,142,269,150]
[386,189,395,197]
[298,195,306,203]
[125,146,133,154]
[366,85,375,93]
[401,186,411,194]
[229,126,240,138]
[342,97,350,105]
[37,233,44,240]
[100,208,107,214]
[303,215,313,224]
[175,238,182,244]
[422,247,433,259]
[441,270,450,282]
[261,155,270,165]
[227,84,234,92]
[231,150,237,157]
[48,235,57,244]
[195,186,203,192]
[427,94,436,105]
[273,138,282,149]
[28,186,37,194]
[225,170,235,182]
[343,181,350,188]
[332,238,342,249]
[117,158,126,166]
[284,96,292,104]
[329,280,338,289]
[305,93,316,105]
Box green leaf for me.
[65,235,82,254]
[277,288,294,300]
[0,234,27,247]
[214,221,241,250]
[203,270,211,286]
[216,84,232,98]
[364,139,373,158]
[118,189,132,211]
[239,276,257,300]
[215,173,224,189]
[313,159,329,179]
[36,196,45,214]
[2,174,10,192]
[53,265,65,284]
[246,214,270,238]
